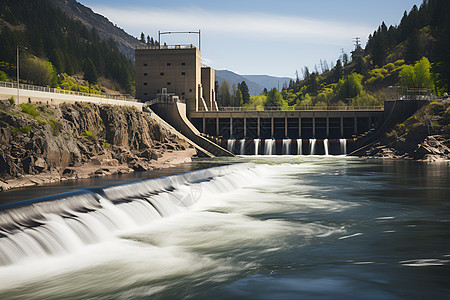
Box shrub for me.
[13,126,31,133]
[49,118,63,136]
[80,130,93,138]
[427,101,445,116]
[20,103,40,117]
[103,142,111,148]
[8,96,15,105]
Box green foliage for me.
[218,80,231,107]
[8,96,15,105]
[103,142,111,148]
[336,73,363,101]
[351,91,380,106]
[295,93,312,107]
[48,118,63,136]
[80,130,93,138]
[21,55,58,87]
[238,81,250,104]
[80,130,97,140]
[13,126,31,133]
[0,0,135,94]
[0,70,7,81]
[427,101,445,116]
[20,103,40,117]
[265,88,285,107]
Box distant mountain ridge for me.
[48,0,144,61]
[216,70,292,96]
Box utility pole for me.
[16,46,20,105]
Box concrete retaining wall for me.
[0,86,144,110]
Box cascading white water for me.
[239,139,246,155]
[264,139,275,155]
[324,139,329,156]
[297,139,302,155]
[0,164,255,266]
[340,139,347,155]
[254,139,260,155]
[282,139,291,155]
[227,139,235,153]
[309,139,316,155]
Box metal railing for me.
[136,44,196,50]
[197,105,384,112]
[0,81,137,102]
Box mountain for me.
[0,0,135,93]
[216,70,292,96]
[216,70,264,96]
[243,75,292,92]
[48,0,144,61]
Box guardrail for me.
[197,105,385,112]
[0,81,137,102]
[136,44,196,50]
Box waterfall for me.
[227,139,235,153]
[340,139,347,155]
[282,139,291,155]
[309,139,316,155]
[254,139,260,155]
[0,164,255,266]
[264,139,275,155]
[297,139,302,155]
[239,139,245,155]
[324,139,329,156]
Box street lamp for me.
[16,46,27,105]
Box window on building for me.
[181,72,186,76]
[144,73,148,76]
[160,72,164,76]
[181,92,185,95]
[167,63,171,66]
[167,82,171,86]
[143,63,147,66]
[181,62,186,66]
[189,89,192,92]
[144,93,148,96]
[143,82,148,85]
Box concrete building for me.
[135,45,217,114]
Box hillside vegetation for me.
[0,0,135,95]
[233,0,449,110]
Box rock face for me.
[361,124,450,161]
[0,100,192,191]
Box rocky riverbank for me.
[0,100,195,191]
[358,101,450,162]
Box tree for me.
[333,59,343,81]
[400,57,433,89]
[234,89,243,107]
[83,58,98,84]
[21,55,58,87]
[337,72,363,101]
[140,32,146,43]
[218,80,231,107]
[265,87,284,107]
[238,81,250,104]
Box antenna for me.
[158,30,201,51]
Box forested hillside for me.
[0,0,135,95]
[243,0,449,109]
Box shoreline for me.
[0,148,196,192]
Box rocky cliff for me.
[357,101,450,162]
[0,100,194,191]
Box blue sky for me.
[79,0,423,78]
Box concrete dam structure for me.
[136,44,429,156]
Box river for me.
[0,156,449,299]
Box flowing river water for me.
[0,156,449,299]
